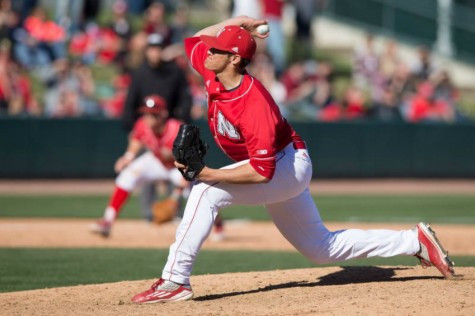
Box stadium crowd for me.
[0,0,467,123]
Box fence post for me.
[435,0,455,57]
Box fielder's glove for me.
[172,124,208,181]
[152,197,179,224]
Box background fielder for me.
[91,94,223,238]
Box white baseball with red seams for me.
[159,35,422,285]
[256,24,269,35]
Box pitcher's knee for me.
[297,232,335,265]
[300,247,335,265]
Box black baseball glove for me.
[172,124,208,181]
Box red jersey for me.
[184,37,303,179]
[263,0,285,18]
[131,118,182,169]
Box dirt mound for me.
[1,267,474,315]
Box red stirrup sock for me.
[105,186,130,220]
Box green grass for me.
[0,248,473,293]
[0,194,474,224]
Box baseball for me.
[256,24,269,35]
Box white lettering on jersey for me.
[217,111,240,139]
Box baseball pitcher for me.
[130,16,455,303]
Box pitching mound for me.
[1,267,474,315]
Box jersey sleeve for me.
[240,91,281,180]
[130,118,146,142]
[184,37,208,76]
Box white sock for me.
[104,207,116,222]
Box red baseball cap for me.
[200,25,256,60]
[139,95,167,114]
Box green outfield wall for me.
[0,118,474,178]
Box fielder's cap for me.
[147,33,165,47]
[139,94,167,114]
[200,25,256,60]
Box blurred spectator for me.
[142,1,172,46]
[159,43,207,121]
[206,0,232,20]
[126,0,176,15]
[370,39,401,104]
[101,69,130,118]
[187,70,207,120]
[282,60,317,104]
[69,22,121,65]
[81,0,101,28]
[352,33,379,91]
[261,0,286,77]
[110,0,132,39]
[169,3,195,44]
[54,0,83,37]
[0,42,39,116]
[44,59,101,117]
[108,0,133,67]
[0,0,18,43]
[368,89,402,121]
[411,45,436,82]
[126,0,150,15]
[294,0,315,39]
[10,0,37,24]
[122,33,192,130]
[386,62,413,106]
[313,61,336,107]
[291,0,325,61]
[12,6,66,69]
[404,81,454,123]
[124,31,148,71]
[280,59,339,121]
[0,40,9,114]
[95,27,121,65]
[317,85,365,122]
[432,70,459,106]
[231,0,261,18]
[250,52,288,115]
[69,23,98,65]
[340,85,366,120]
[379,39,400,81]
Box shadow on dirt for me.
[316,266,441,285]
[194,266,441,301]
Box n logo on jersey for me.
[217,111,240,139]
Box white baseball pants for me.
[162,143,420,284]
[116,151,184,191]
